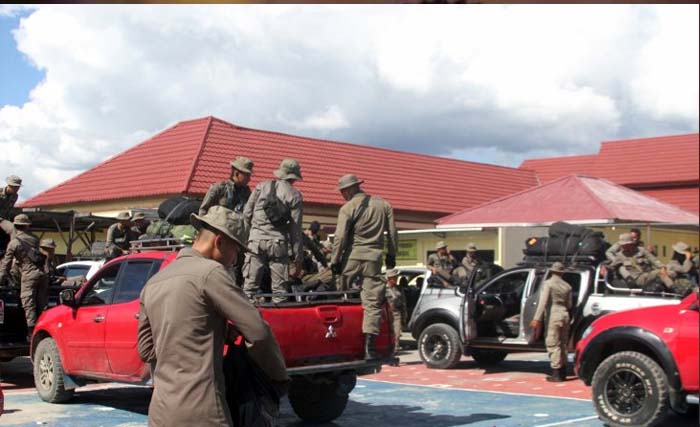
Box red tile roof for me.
[437,175,699,227]
[23,116,539,216]
[519,133,700,214]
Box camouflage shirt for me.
[0,187,18,220]
[0,230,46,283]
[199,181,251,216]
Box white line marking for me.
[534,415,599,427]
[361,379,591,402]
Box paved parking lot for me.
[1,345,697,427]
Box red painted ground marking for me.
[366,362,592,400]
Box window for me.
[482,271,529,297]
[561,272,582,305]
[80,263,121,306]
[112,261,160,304]
[61,266,91,278]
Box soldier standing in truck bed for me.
[427,241,457,287]
[0,175,22,255]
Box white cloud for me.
[1,5,698,201]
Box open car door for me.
[459,263,503,344]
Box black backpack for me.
[262,181,291,228]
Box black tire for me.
[288,372,356,423]
[418,323,462,369]
[470,348,508,366]
[591,351,669,427]
[33,338,74,403]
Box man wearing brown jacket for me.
[137,206,288,427]
[331,174,398,360]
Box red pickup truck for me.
[575,290,699,427]
[30,251,394,423]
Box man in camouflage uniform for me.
[131,212,151,239]
[610,233,664,287]
[427,241,457,287]
[0,214,49,337]
[452,242,480,285]
[38,238,61,286]
[605,228,644,262]
[105,211,135,259]
[529,262,572,382]
[385,268,405,353]
[658,242,696,296]
[1,175,22,255]
[243,159,304,303]
[331,174,398,360]
[199,156,254,216]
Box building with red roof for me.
[22,116,539,229]
[520,133,700,215]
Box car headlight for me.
[581,325,595,340]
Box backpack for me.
[146,220,174,238]
[262,181,291,228]
[157,196,202,225]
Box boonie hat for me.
[190,205,247,249]
[40,238,57,249]
[466,242,477,252]
[132,212,146,221]
[337,174,364,191]
[274,159,302,181]
[672,242,689,254]
[230,156,254,174]
[116,211,132,221]
[6,175,22,187]
[618,233,634,246]
[435,241,447,250]
[550,262,566,273]
[386,268,400,278]
[13,214,31,226]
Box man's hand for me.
[292,261,303,278]
[385,254,396,269]
[331,263,342,275]
[529,319,541,330]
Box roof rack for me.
[130,238,188,252]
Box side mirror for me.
[59,289,76,307]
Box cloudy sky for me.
[1,4,698,201]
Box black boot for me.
[546,368,565,382]
[364,334,378,361]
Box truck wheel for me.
[33,338,74,403]
[418,323,462,369]
[288,372,356,423]
[470,348,508,366]
[591,351,668,427]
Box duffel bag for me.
[157,196,202,225]
[170,224,197,243]
[549,221,595,239]
[146,220,174,238]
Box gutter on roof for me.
[398,227,484,235]
[436,219,616,229]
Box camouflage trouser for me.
[302,268,334,289]
[391,310,403,350]
[545,313,570,370]
[342,258,385,335]
[244,240,290,304]
[21,272,49,328]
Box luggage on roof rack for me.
[522,222,609,263]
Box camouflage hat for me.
[230,156,254,174]
[13,214,31,226]
[435,241,447,250]
[672,242,690,254]
[132,212,146,221]
[550,262,566,273]
[190,205,247,249]
[618,233,634,246]
[116,211,132,221]
[386,268,400,278]
[337,174,364,191]
[466,242,477,252]
[40,238,57,249]
[5,175,22,187]
[274,159,302,181]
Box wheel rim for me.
[38,352,55,391]
[424,334,449,362]
[604,368,647,416]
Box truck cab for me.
[409,260,684,369]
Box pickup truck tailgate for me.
[260,301,393,369]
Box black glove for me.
[331,263,342,275]
[385,254,396,269]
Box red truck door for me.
[104,259,161,379]
[62,261,123,374]
[676,297,699,390]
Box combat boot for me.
[546,368,565,382]
[364,333,379,360]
